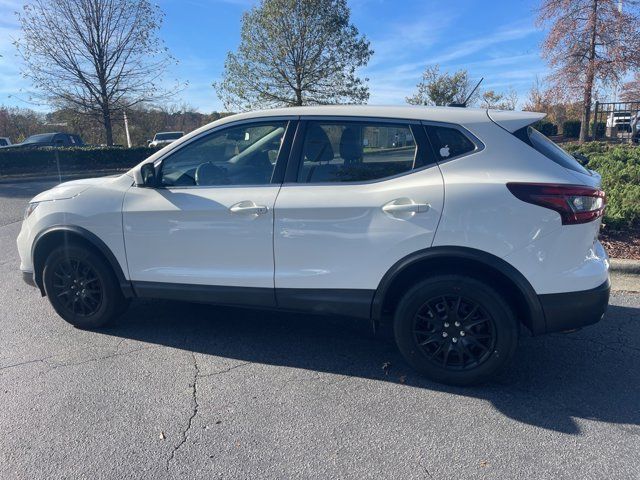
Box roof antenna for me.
[448,77,484,108]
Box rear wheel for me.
[43,244,129,329]
[394,275,518,386]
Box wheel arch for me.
[32,225,133,298]
[371,246,546,335]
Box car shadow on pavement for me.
[104,299,640,435]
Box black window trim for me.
[421,120,485,164]
[283,116,437,186]
[154,117,298,189]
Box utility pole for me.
[123,110,132,148]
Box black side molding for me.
[276,288,374,319]
[134,281,277,308]
[133,282,374,319]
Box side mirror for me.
[137,163,157,187]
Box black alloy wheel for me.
[51,257,103,317]
[394,275,519,386]
[43,244,129,328]
[412,295,496,370]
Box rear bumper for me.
[538,278,610,333]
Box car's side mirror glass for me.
[139,163,157,187]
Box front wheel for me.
[43,244,129,329]
[394,275,519,386]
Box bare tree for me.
[481,88,518,110]
[537,0,640,142]
[406,65,479,106]
[215,0,372,110]
[15,0,177,145]
[523,77,552,112]
[620,72,640,102]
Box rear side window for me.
[297,121,422,183]
[517,126,590,175]
[426,125,476,160]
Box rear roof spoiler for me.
[487,110,546,133]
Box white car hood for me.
[32,176,111,202]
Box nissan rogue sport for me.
[17,106,610,385]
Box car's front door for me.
[273,118,445,317]
[123,118,295,306]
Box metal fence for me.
[593,101,640,143]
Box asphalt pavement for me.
[1,178,639,479]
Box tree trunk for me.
[579,0,599,144]
[102,106,114,146]
[294,87,303,106]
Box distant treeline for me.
[0,106,235,147]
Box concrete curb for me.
[610,258,640,275]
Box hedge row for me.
[565,142,640,229]
[0,146,158,176]
[533,121,606,139]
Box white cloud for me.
[365,21,543,106]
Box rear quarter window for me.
[425,125,477,160]
[516,126,590,175]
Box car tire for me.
[394,275,518,386]
[43,244,129,329]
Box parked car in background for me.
[606,111,632,134]
[0,137,11,147]
[17,105,610,386]
[148,131,184,148]
[631,112,640,144]
[0,132,84,149]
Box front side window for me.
[426,125,476,160]
[160,121,287,187]
[297,121,418,183]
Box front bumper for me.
[22,270,37,288]
[538,278,610,333]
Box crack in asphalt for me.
[197,361,252,378]
[549,333,640,355]
[419,462,435,479]
[0,344,158,376]
[0,219,23,228]
[165,355,253,471]
[45,346,159,371]
[166,351,200,472]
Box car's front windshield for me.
[155,132,183,141]
[22,134,54,144]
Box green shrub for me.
[0,146,158,176]
[562,120,581,138]
[570,143,640,229]
[533,121,558,137]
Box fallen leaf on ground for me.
[159,431,166,440]
[382,362,391,374]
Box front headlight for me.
[24,202,39,219]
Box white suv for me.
[17,106,610,385]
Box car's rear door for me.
[273,117,444,317]
[123,117,296,306]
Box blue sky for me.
[0,0,549,112]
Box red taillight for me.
[506,183,606,225]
